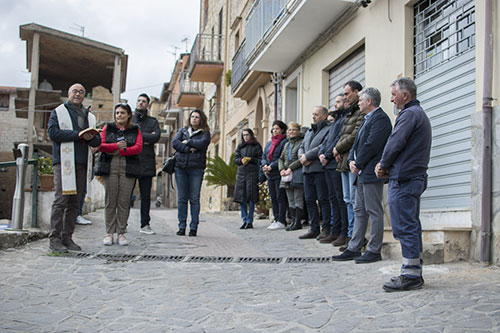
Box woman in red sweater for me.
[95,103,143,246]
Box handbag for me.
[281,173,292,182]
[162,156,176,174]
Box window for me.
[0,94,9,110]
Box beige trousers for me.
[103,155,136,234]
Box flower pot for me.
[39,174,54,191]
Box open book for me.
[79,127,99,138]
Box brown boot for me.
[319,233,338,244]
[332,235,348,246]
[298,230,320,239]
[316,227,331,240]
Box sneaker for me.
[117,234,129,246]
[267,221,278,230]
[140,225,155,235]
[49,238,68,253]
[103,234,113,246]
[62,238,82,251]
[268,221,286,230]
[76,215,92,225]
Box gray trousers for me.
[348,181,384,254]
[285,187,304,210]
[50,163,87,241]
[103,155,135,234]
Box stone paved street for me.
[1,207,500,332]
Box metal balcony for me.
[231,40,249,92]
[245,0,357,73]
[188,34,224,82]
[177,71,204,109]
[208,102,220,135]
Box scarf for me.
[268,134,286,161]
[65,101,86,129]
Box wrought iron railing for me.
[208,102,220,133]
[188,33,224,75]
[178,71,203,96]
[231,39,249,91]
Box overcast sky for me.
[0,0,200,103]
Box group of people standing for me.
[233,77,431,292]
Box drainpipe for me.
[273,73,281,120]
[480,0,494,265]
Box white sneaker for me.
[267,221,277,230]
[269,221,286,230]
[103,234,113,246]
[76,215,92,225]
[117,234,129,246]
[140,225,155,235]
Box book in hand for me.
[79,127,99,138]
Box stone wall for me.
[470,106,500,265]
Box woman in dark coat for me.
[233,129,263,229]
[261,120,288,230]
[172,109,211,237]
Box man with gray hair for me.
[298,105,331,239]
[376,77,431,291]
[333,87,392,262]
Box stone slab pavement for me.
[1,206,500,332]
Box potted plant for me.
[256,181,271,216]
[38,157,54,190]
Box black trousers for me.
[138,176,153,227]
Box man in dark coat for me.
[133,93,161,234]
[332,87,392,263]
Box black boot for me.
[286,208,296,231]
[288,208,303,231]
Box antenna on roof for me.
[168,45,180,59]
[70,23,85,37]
[181,37,190,52]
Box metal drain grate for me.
[236,257,282,264]
[141,255,185,262]
[286,257,331,264]
[51,252,334,264]
[187,256,234,263]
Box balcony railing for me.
[231,39,249,92]
[188,33,224,82]
[208,102,220,134]
[177,71,204,108]
[246,0,287,62]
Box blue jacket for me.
[379,100,432,181]
[172,127,211,170]
[320,109,349,170]
[261,137,288,180]
[347,108,392,183]
[47,102,101,165]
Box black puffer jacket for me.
[133,112,160,177]
[172,127,211,170]
[233,140,263,203]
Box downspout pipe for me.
[480,0,494,264]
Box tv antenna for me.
[168,45,180,59]
[70,23,85,37]
[181,37,190,52]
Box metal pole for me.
[31,150,39,228]
[7,143,30,232]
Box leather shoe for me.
[62,238,81,251]
[188,229,197,237]
[298,230,320,239]
[240,223,247,229]
[176,228,186,236]
[332,235,348,246]
[49,239,68,253]
[286,221,302,231]
[316,228,330,240]
[383,275,424,292]
[246,223,253,229]
[354,251,382,264]
[332,249,361,261]
[319,234,338,244]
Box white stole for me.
[85,113,96,203]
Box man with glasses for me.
[133,93,160,234]
[47,83,101,252]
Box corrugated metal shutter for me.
[328,46,365,109]
[414,0,475,209]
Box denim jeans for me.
[303,172,330,233]
[341,171,357,237]
[175,168,204,231]
[388,176,427,278]
[239,189,255,224]
[325,169,347,236]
